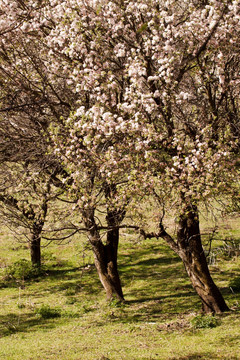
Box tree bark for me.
[91,237,124,301]
[30,223,42,267]
[177,205,229,313]
[83,209,124,301]
[105,209,124,300]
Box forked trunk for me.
[91,232,124,301]
[92,241,124,301]
[105,209,124,300]
[177,205,229,313]
[84,209,124,301]
[105,227,124,300]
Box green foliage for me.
[65,288,77,296]
[17,302,26,309]
[1,314,20,335]
[61,309,80,318]
[216,239,240,259]
[108,298,126,309]
[137,23,148,33]
[63,283,81,296]
[41,251,57,262]
[229,277,240,293]
[35,304,61,319]
[3,259,42,281]
[42,251,72,268]
[190,315,220,329]
[65,296,77,305]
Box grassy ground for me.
[0,213,240,360]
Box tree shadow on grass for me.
[0,243,214,334]
[125,290,195,305]
[0,264,102,298]
[45,265,101,297]
[120,249,182,273]
[0,266,81,290]
[115,249,203,320]
[172,354,240,360]
[132,255,181,267]
[0,312,62,338]
[105,290,197,324]
[171,354,212,360]
[120,253,194,298]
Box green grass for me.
[0,215,240,360]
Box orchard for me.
[0,0,239,313]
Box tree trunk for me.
[177,205,229,313]
[92,238,124,301]
[105,217,124,300]
[30,223,42,268]
[83,209,124,301]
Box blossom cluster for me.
[0,0,239,215]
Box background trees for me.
[0,0,73,268]
[0,0,239,312]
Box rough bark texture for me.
[105,209,124,300]
[30,223,42,267]
[83,209,124,301]
[92,236,124,301]
[177,205,229,313]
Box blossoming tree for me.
[0,0,137,300]
[0,0,239,310]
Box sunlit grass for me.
[0,212,240,359]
